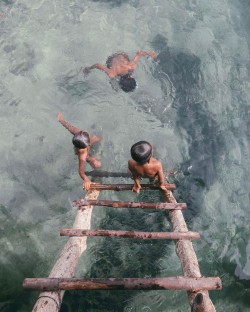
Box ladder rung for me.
[60,228,200,240]
[73,199,187,210]
[23,276,222,291]
[85,171,130,177]
[88,183,176,191]
[85,170,176,178]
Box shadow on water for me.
[90,0,140,8]
[1,0,14,5]
[91,0,128,6]
[151,33,250,309]
[151,34,226,222]
[237,0,250,76]
[57,73,90,99]
[0,206,46,312]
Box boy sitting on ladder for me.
[128,141,168,193]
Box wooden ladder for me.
[23,172,221,312]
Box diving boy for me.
[128,141,167,193]
[83,50,158,92]
[57,112,102,190]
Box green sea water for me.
[0,0,250,311]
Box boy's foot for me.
[132,185,141,193]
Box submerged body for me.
[83,50,157,92]
[105,52,133,77]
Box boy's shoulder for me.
[151,157,161,163]
[150,157,162,168]
[77,147,88,154]
[128,159,137,166]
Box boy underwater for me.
[83,50,158,92]
[128,141,167,193]
[57,112,102,190]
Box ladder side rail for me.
[163,190,217,312]
[31,189,100,312]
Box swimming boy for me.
[57,112,102,190]
[128,141,167,193]
[83,50,158,92]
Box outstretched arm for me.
[78,149,91,190]
[129,50,158,68]
[83,63,111,77]
[57,112,80,135]
[90,135,102,145]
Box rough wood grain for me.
[73,199,187,210]
[31,189,100,312]
[60,228,200,240]
[88,183,176,191]
[24,276,222,291]
[162,189,218,312]
[85,170,176,177]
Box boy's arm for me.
[86,155,101,169]
[128,161,142,193]
[83,64,111,76]
[157,162,167,190]
[90,135,102,145]
[132,177,142,193]
[78,149,91,190]
[129,50,158,68]
[57,112,80,135]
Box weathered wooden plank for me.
[88,183,176,191]
[60,228,200,240]
[85,170,176,178]
[161,189,218,311]
[85,171,129,177]
[23,277,222,291]
[31,189,100,312]
[73,199,187,210]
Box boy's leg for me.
[149,176,158,184]
[90,135,102,145]
[132,183,141,193]
[86,155,101,169]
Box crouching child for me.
[128,141,167,193]
[57,112,102,190]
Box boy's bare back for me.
[128,157,163,180]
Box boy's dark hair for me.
[131,141,152,164]
[119,74,137,92]
[72,131,90,149]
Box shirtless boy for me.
[57,112,102,190]
[128,141,167,193]
[83,50,158,92]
